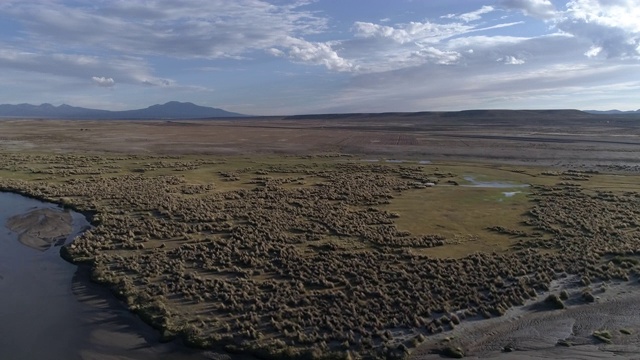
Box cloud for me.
[283,38,356,72]
[353,21,473,44]
[317,59,640,113]
[346,18,524,73]
[498,55,526,64]
[416,46,461,65]
[497,0,640,59]
[3,0,350,71]
[347,20,475,71]
[584,45,602,58]
[92,76,115,87]
[0,47,171,86]
[266,48,286,57]
[555,0,640,59]
[499,0,557,19]
[442,6,495,22]
[447,35,529,49]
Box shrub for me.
[559,290,569,300]
[592,330,612,343]
[582,291,595,303]
[544,294,565,309]
[440,345,465,358]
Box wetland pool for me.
[462,175,531,189]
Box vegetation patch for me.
[2,152,640,359]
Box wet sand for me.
[7,207,73,251]
[410,278,640,359]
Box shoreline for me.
[70,262,232,360]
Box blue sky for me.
[0,0,638,115]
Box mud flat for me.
[410,278,640,359]
[1,110,640,167]
[7,207,73,250]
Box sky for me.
[0,0,639,115]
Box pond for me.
[0,192,210,360]
[462,175,530,189]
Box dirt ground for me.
[1,111,639,168]
[409,277,640,360]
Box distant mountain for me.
[584,109,640,115]
[0,101,245,119]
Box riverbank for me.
[69,263,227,360]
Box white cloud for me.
[562,0,640,33]
[448,35,530,49]
[346,20,479,72]
[555,0,640,59]
[353,21,472,45]
[346,19,524,73]
[317,59,640,113]
[496,0,640,60]
[499,0,557,19]
[284,38,356,72]
[92,76,115,87]
[266,48,285,57]
[416,46,461,65]
[442,6,495,22]
[4,0,350,71]
[0,47,170,87]
[499,55,526,64]
[584,45,602,57]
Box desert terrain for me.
[1,110,639,168]
[1,111,640,359]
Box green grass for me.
[385,176,534,258]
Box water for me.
[462,176,530,189]
[358,159,431,164]
[502,191,523,197]
[0,192,210,360]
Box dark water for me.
[0,192,211,360]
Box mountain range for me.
[0,101,245,119]
[1,102,638,119]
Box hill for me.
[584,109,640,115]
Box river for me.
[0,192,210,360]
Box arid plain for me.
[1,111,640,359]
